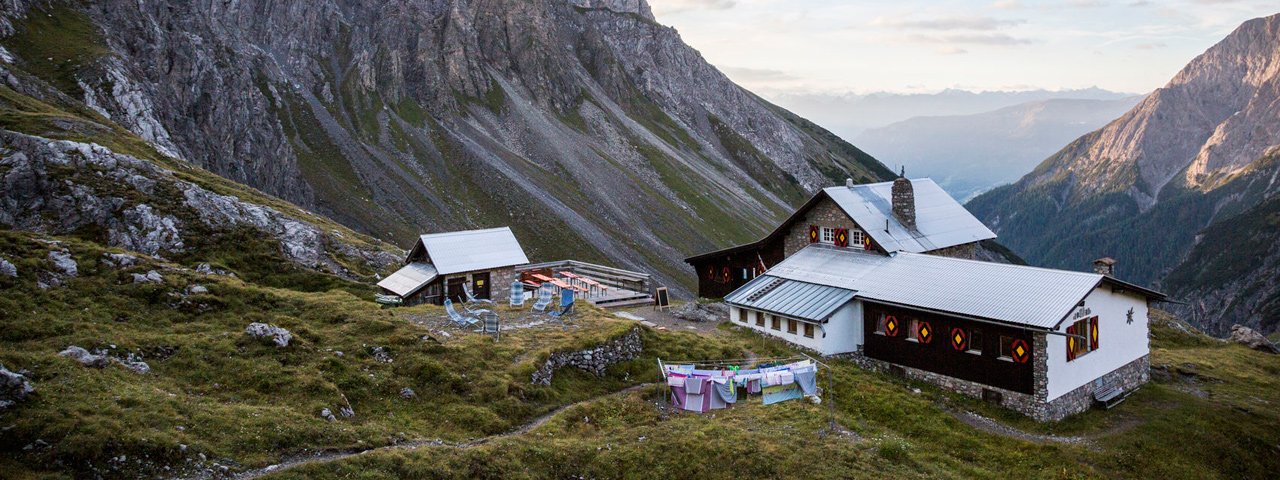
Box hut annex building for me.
[378,227,530,306]
[689,176,1165,421]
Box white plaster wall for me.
[728,302,861,355]
[1045,286,1150,401]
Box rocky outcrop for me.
[531,327,643,385]
[244,323,293,347]
[0,257,15,278]
[1228,325,1279,354]
[59,346,110,368]
[0,131,396,279]
[671,302,728,323]
[0,364,34,410]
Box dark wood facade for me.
[862,301,1035,394]
[687,240,785,299]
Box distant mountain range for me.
[968,13,1280,335]
[855,96,1144,201]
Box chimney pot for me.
[846,177,854,188]
[1093,257,1116,276]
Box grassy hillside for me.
[2,226,1277,479]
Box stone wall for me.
[782,197,869,257]
[926,242,979,260]
[1040,354,1150,422]
[440,266,518,301]
[531,327,643,385]
[838,352,1045,419]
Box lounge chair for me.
[509,280,525,308]
[548,288,575,321]
[463,284,494,305]
[478,311,501,342]
[444,299,479,327]
[532,285,554,313]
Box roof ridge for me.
[420,226,512,239]
[893,251,1104,279]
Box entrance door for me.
[446,277,466,304]
[473,272,491,300]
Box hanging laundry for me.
[794,368,818,396]
[762,382,804,405]
[713,378,738,404]
[683,376,708,413]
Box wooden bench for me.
[1094,383,1128,409]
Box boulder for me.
[245,323,292,347]
[47,250,77,277]
[101,252,140,268]
[399,387,416,399]
[187,284,209,294]
[369,346,393,363]
[0,363,34,410]
[59,346,110,368]
[131,270,164,284]
[0,257,15,278]
[320,408,336,421]
[1229,325,1279,354]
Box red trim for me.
[1090,316,1099,350]
[884,315,899,337]
[808,225,820,244]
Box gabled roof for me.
[725,275,855,322]
[732,244,1164,330]
[825,179,995,253]
[685,178,994,262]
[410,227,530,275]
[377,262,439,297]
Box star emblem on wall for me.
[1127,307,1134,324]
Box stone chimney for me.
[891,167,916,229]
[1093,257,1116,276]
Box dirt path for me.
[947,410,1093,446]
[230,383,659,480]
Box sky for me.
[646,0,1280,95]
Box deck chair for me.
[532,285,554,313]
[548,288,576,321]
[477,311,501,342]
[444,299,479,327]
[463,283,494,305]
[509,280,525,308]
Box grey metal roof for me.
[725,274,856,322]
[416,227,530,275]
[825,178,996,253]
[377,262,439,297]
[764,244,1109,329]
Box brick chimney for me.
[891,167,916,229]
[1093,257,1116,276]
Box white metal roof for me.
[725,275,856,322]
[377,262,439,297]
[762,245,1108,329]
[824,178,996,253]
[416,227,530,275]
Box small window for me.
[874,313,887,335]
[742,268,749,280]
[737,309,747,323]
[821,227,835,244]
[787,319,797,334]
[968,329,983,355]
[771,316,781,331]
[804,323,814,338]
[999,335,1016,361]
[755,311,765,327]
[851,229,865,249]
[907,319,920,342]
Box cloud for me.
[720,66,799,83]
[990,0,1024,9]
[649,0,737,16]
[907,33,1035,46]
[1133,41,1167,49]
[936,46,969,55]
[872,15,1025,31]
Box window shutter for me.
[1066,324,1076,361]
[1090,316,1099,351]
[834,228,849,247]
[808,225,819,244]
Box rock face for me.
[244,323,293,347]
[59,346,110,368]
[967,14,1280,334]
[531,327,643,385]
[0,0,891,295]
[0,364,34,410]
[1229,324,1280,354]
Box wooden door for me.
[473,272,491,300]
[446,277,466,303]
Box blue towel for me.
[714,380,737,404]
[795,369,818,396]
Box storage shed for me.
[378,228,530,305]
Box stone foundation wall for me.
[1040,354,1150,422]
[531,327,643,385]
[837,353,1045,419]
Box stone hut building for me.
[685,176,996,299]
[378,227,530,305]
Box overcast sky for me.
[646,0,1279,95]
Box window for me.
[737,309,747,323]
[851,229,865,249]
[771,316,781,331]
[874,313,887,335]
[787,319,797,334]
[968,329,983,355]
[1067,317,1097,361]
[907,319,920,342]
[755,311,765,327]
[804,323,815,338]
[999,335,1016,361]
[820,227,835,244]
